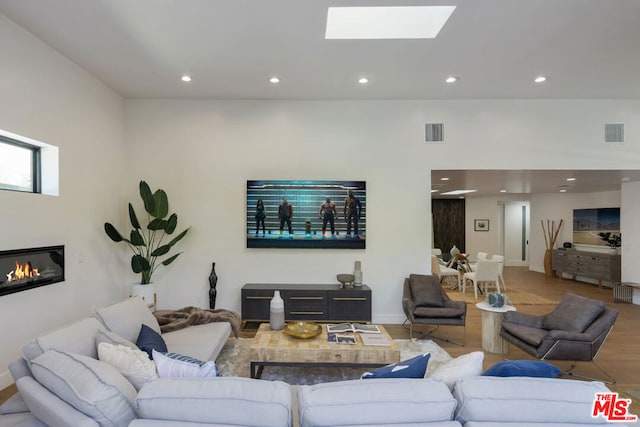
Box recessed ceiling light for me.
[500,189,507,193]
[534,76,547,83]
[430,189,439,193]
[559,189,567,193]
[181,75,192,83]
[270,77,280,84]
[445,76,458,84]
[566,177,576,182]
[325,6,456,39]
[358,77,369,84]
[441,189,478,196]
[440,177,450,181]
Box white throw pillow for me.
[153,349,219,378]
[98,342,158,391]
[429,351,484,390]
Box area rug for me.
[445,287,557,305]
[215,337,452,385]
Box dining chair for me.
[462,260,501,299]
[431,255,460,290]
[490,254,506,291]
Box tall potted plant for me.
[104,181,189,303]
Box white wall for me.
[0,13,126,388]
[529,191,621,274]
[621,181,640,283]
[124,99,640,326]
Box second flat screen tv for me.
[246,180,366,249]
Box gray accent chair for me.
[500,292,618,383]
[402,274,467,344]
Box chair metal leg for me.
[402,323,466,347]
[562,361,616,385]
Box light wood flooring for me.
[2,267,639,414]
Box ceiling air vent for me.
[425,123,444,143]
[605,123,624,143]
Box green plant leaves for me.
[168,228,189,247]
[140,181,156,216]
[131,255,150,273]
[148,218,168,231]
[128,204,141,229]
[162,253,182,266]
[151,245,171,257]
[153,189,169,219]
[165,214,178,234]
[104,223,124,242]
[130,230,145,246]
[107,181,189,284]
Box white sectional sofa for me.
[0,296,633,427]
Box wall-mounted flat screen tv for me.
[573,207,620,246]
[246,180,366,249]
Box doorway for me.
[498,201,530,267]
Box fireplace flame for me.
[7,260,40,282]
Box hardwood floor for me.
[2,266,639,415]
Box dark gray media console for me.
[241,283,372,324]
[552,249,621,287]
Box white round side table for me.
[475,301,516,354]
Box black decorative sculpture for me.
[209,262,218,309]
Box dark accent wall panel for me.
[432,199,465,257]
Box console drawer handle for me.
[289,311,324,315]
[245,296,271,300]
[289,297,324,300]
[333,297,368,301]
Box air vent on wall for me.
[605,123,624,143]
[425,123,444,143]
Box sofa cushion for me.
[96,328,138,350]
[414,306,465,318]
[298,378,457,427]
[429,351,484,390]
[162,322,232,361]
[16,376,99,427]
[543,293,605,333]
[501,321,548,347]
[21,318,103,362]
[95,296,161,343]
[136,377,291,427]
[453,376,614,424]
[153,350,219,378]
[483,360,561,378]
[136,324,167,359]
[362,353,430,379]
[98,342,158,391]
[410,274,444,307]
[29,350,137,427]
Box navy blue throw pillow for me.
[136,324,167,360]
[361,352,430,379]
[484,360,561,378]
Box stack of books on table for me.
[326,323,390,346]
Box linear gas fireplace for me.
[0,246,65,297]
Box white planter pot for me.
[131,283,156,307]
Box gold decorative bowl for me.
[283,321,322,339]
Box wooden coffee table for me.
[249,323,400,378]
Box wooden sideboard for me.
[551,249,621,287]
[241,283,372,324]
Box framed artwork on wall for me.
[474,219,489,232]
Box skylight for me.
[325,6,456,40]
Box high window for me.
[0,135,41,193]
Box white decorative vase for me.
[270,290,285,331]
[353,261,363,286]
[131,283,156,308]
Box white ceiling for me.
[1,0,639,100]
[431,170,640,199]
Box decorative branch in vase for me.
[541,219,564,277]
